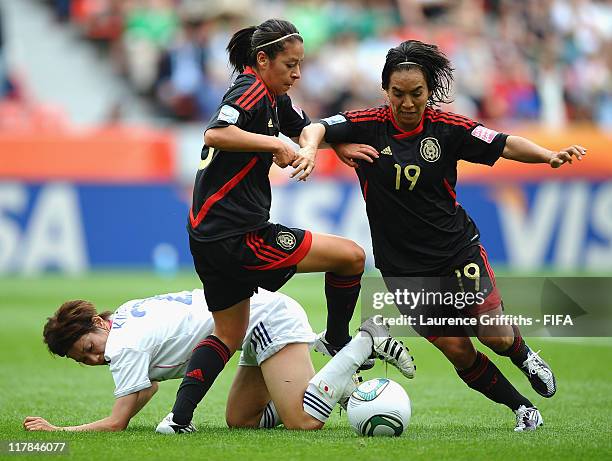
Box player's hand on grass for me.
[332,143,379,168]
[291,145,317,181]
[272,139,298,168]
[549,145,587,168]
[23,416,59,432]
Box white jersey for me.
[104,289,315,398]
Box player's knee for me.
[227,419,258,429]
[436,338,476,370]
[225,412,258,429]
[451,348,477,370]
[282,414,323,431]
[346,242,366,274]
[479,335,513,353]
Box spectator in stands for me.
[43,0,611,125]
[153,10,215,120]
[121,0,178,94]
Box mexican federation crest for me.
[276,231,297,250]
[420,137,441,162]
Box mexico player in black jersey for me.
[299,40,587,432]
[168,19,370,431]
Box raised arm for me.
[23,383,159,432]
[501,135,586,168]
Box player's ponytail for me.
[227,19,303,74]
[227,26,258,74]
[381,40,454,107]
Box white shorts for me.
[238,290,316,367]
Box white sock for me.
[303,334,373,422]
[259,401,282,428]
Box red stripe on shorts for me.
[243,231,313,270]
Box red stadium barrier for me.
[458,126,612,182]
[0,126,175,182]
[0,124,605,183]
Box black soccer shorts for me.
[190,223,312,311]
[382,243,502,340]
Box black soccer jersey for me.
[188,67,311,242]
[322,105,508,274]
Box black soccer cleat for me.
[514,405,544,432]
[520,348,557,398]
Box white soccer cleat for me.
[358,317,416,379]
[155,412,197,434]
[514,405,543,432]
[314,330,375,371]
[520,348,556,398]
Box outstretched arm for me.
[501,135,586,168]
[23,382,159,432]
[292,124,380,179]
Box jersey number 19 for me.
[394,164,421,191]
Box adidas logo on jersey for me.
[381,146,392,156]
[268,119,273,128]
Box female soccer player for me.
[174,19,367,431]
[23,290,414,432]
[298,39,587,432]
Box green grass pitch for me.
[1,272,610,460]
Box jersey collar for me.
[244,66,276,107]
[389,105,425,139]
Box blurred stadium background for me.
[0,0,610,276]
[1,2,611,458]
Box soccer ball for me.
[347,378,411,437]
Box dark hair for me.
[43,300,111,357]
[227,18,302,74]
[381,40,454,106]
